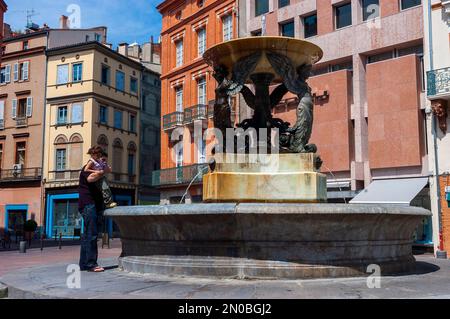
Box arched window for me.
[112,138,123,181]
[69,134,83,170]
[54,135,68,173]
[97,135,109,151]
[127,142,137,183]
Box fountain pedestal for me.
[203,153,327,203]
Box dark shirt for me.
[78,167,105,212]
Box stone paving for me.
[1,252,450,299]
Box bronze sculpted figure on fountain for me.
[211,48,317,154]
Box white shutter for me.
[71,103,83,123]
[22,62,29,81]
[13,63,19,81]
[12,99,17,119]
[0,101,4,120]
[5,65,11,83]
[26,97,33,117]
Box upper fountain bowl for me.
[203,36,323,83]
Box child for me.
[84,146,117,209]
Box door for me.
[52,198,81,237]
[7,210,27,237]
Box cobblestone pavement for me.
[1,254,450,299]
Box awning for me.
[349,177,428,205]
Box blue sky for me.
[4,0,162,47]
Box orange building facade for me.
[156,0,237,203]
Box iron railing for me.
[184,104,208,124]
[163,111,184,131]
[0,167,42,182]
[110,172,136,184]
[48,169,81,181]
[152,163,208,187]
[15,116,28,128]
[427,67,450,97]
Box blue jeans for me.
[79,204,102,270]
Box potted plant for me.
[23,219,38,244]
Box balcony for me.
[152,163,209,187]
[48,170,81,182]
[184,104,208,125]
[110,172,137,184]
[163,111,184,131]
[0,167,42,183]
[427,67,450,98]
[15,116,28,128]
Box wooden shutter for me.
[22,62,29,80]
[12,99,17,119]
[13,63,19,81]
[0,100,4,121]
[26,97,33,117]
[5,65,11,83]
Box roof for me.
[46,41,143,70]
[3,30,48,43]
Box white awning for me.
[349,177,428,205]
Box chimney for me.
[59,15,69,29]
[3,23,12,38]
[118,43,129,57]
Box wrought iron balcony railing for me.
[0,167,42,182]
[110,172,137,184]
[48,169,81,182]
[427,67,450,97]
[207,100,214,118]
[163,111,184,131]
[152,163,209,187]
[184,104,208,124]
[15,116,28,128]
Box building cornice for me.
[46,41,142,70]
[0,46,46,63]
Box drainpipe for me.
[427,0,446,258]
[39,30,50,237]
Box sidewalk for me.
[0,239,122,277]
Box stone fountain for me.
[105,37,430,279]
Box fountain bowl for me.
[203,36,323,83]
[105,203,430,279]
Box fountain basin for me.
[105,203,430,279]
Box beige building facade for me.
[43,41,141,238]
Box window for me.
[56,149,66,171]
[197,78,206,105]
[175,87,183,112]
[130,77,138,94]
[251,30,262,36]
[19,62,29,81]
[176,40,183,67]
[99,106,108,124]
[304,13,317,38]
[222,15,233,41]
[12,98,32,119]
[57,106,68,124]
[362,0,379,21]
[71,103,83,123]
[95,33,102,42]
[0,144,2,169]
[72,63,83,82]
[17,99,27,118]
[197,28,206,56]
[255,0,269,16]
[57,64,69,84]
[129,114,136,133]
[23,41,29,50]
[280,21,294,37]
[0,65,10,84]
[335,3,352,29]
[101,64,110,85]
[116,70,125,91]
[114,110,123,129]
[16,142,26,165]
[112,139,123,177]
[367,51,393,64]
[278,0,289,8]
[401,0,421,10]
